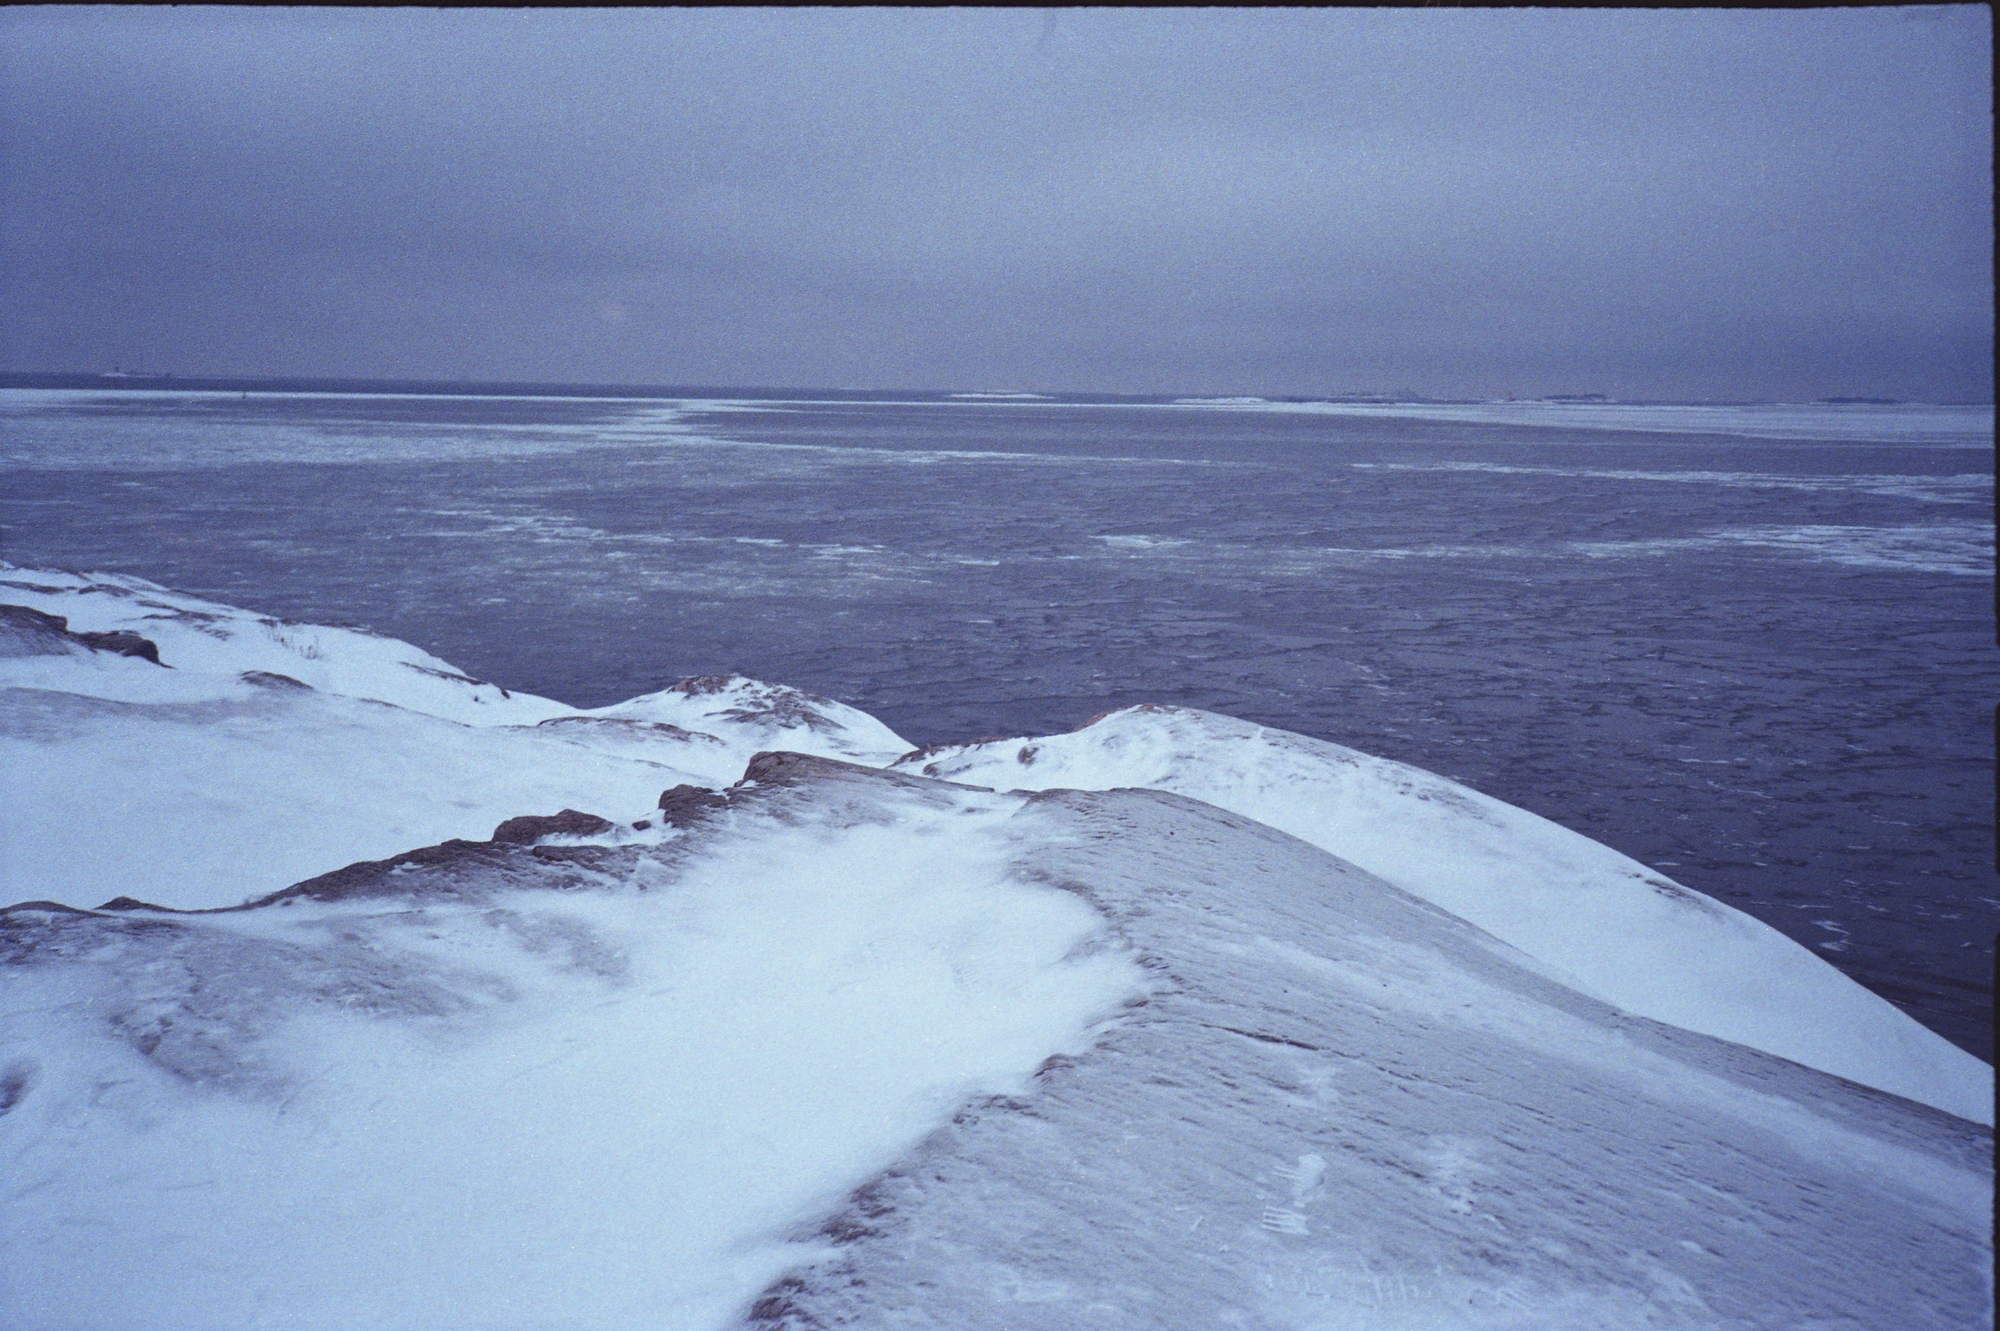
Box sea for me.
[1,377,1993,1057]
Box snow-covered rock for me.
[0,566,911,909]
[1,568,1991,1327]
[894,705,1994,1126]
[0,565,568,720]
[578,673,916,773]
[1,754,1988,1330]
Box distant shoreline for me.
[0,370,1989,409]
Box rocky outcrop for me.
[239,670,311,690]
[72,628,162,663]
[489,809,615,844]
[656,784,731,828]
[0,604,162,664]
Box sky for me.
[0,6,1991,400]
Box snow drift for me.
[895,707,1993,1126]
[0,566,1990,1329]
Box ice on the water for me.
[1172,396,1998,446]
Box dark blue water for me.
[2,386,1993,1055]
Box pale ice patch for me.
[1094,534,1193,551]
[0,390,730,469]
[1175,397,1996,446]
[1351,459,1993,505]
[0,686,715,910]
[1073,520,1990,577]
[1570,522,1994,577]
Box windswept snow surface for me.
[1,762,1143,1330]
[0,566,909,909]
[897,707,1994,1126]
[2,570,1992,1326]
[2,757,1988,1329]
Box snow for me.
[762,782,1991,1329]
[895,706,1993,1126]
[1,568,1991,1327]
[0,565,911,909]
[2,758,1988,1329]
[1,778,1142,1330]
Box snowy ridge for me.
[756,778,1990,1329]
[0,566,909,909]
[2,755,1988,1329]
[1,761,1143,1329]
[2,569,1992,1327]
[895,706,1993,1125]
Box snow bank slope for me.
[764,776,1991,1330]
[580,673,915,771]
[0,564,567,721]
[0,762,1142,1331]
[0,567,910,909]
[4,758,1986,1330]
[897,706,1993,1126]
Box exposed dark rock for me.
[535,716,724,745]
[1073,703,1175,732]
[0,605,159,664]
[891,742,956,766]
[656,784,730,827]
[737,751,834,788]
[631,819,653,830]
[665,675,847,735]
[490,809,614,844]
[97,896,186,912]
[666,674,739,696]
[402,661,508,696]
[0,1058,36,1114]
[251,839,503,906]
[527,845,617,867]
[736,750,984,797]
[0,605,79,659]
[73,628,163,664]
[240,670,311,690]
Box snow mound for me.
[3,757,1987,1329]
[0,568,906,909]
[0,564,567,722]
[0,764,1141,1330]
[586,673,912,770]
[894,705,1994,1125]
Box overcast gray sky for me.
[1,6,1991,399]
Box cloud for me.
[1,7,1990,397]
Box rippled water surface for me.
[2,387,1993,1053]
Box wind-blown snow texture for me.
[1,569,1990,1329]
[896,709,1993,1126]
[0,566,907,910]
